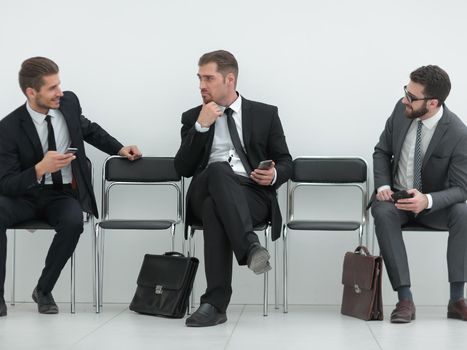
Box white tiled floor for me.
[1,303,466,350]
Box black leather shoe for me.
[247,243,271,274]
[32,287,59,314]
[0,297,7,317]
[185,303,227,327]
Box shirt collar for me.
[227,92,242,114]
[26,101,47,123]
[419,105,443,130]
[26,102,60,123]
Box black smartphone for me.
[257,159,273,170]
[65,147,78,155]
[391,190,414,202]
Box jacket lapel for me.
[59,100,79,146]
[241,97,252,152]
[394,117,413,169]
[422,109,450,169]
[19,104,43,160]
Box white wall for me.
[1,0,466,307]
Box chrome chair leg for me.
[94,223,100,313]
[263,227,270,316]
[99,229,105,308]
[274,238,279,310]
[171,225,176,252]
[283,225,288,313]
[10,229,16,306]
[71,252,76,314]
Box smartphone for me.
[257,159,273,170]
[391,190,414,202]
[65,147,78,155]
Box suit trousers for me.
[0,186,84,297]
[372,200,467,290]
[188,162,271,312]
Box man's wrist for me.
[35,163,45,181]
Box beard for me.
[404,101,428,119]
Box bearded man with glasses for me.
[372,65,467,323]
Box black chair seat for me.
[98,219,175,230]
[287,220,361,231]
[189,223,268,232]
[10,219,53,230]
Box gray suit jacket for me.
[373,99,467,212]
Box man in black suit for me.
[372,65,467,323]
[0,57,141,316]
[175,50,292,327]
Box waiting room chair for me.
[186,221,278,316]
[282,156,369,313]
[8,158,95,314]
[94,156,184,313]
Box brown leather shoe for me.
[447,298,467,321]
[390,300,416,323]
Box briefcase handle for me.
[354,246,371,256]
[164,251,186,258]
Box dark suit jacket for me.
[174,97,293,240]
[0,91,124,218]
[373,99,467,212]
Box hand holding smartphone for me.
[257,160,273,170]
[65,147,78,155]
[391,190,414,202]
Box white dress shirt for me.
[195,94,277,184]
[27,102,73,184]
[378,106,444,208]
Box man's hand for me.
[376,188,394,202]
[197,102,223,128]
[35,151,75,179]
[250,161,275,186]
[118,145,142,161]
[395,188,428,214]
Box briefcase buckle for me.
[354,284,361,294]
[155,285,163,295]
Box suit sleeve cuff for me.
[377,185,391,193]
[270,168,277,186]
[426,194,433,209]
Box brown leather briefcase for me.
[341,246,383,321]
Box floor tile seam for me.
[66,306,128,349]
[366,322,383,350]
[224,304,246,350]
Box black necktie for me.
[45,115,63,189]
[413,120,423,191]
[225,108,252,174]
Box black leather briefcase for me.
[129,252,199,318]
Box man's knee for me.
[372,200,398,222]
[56,213,83,236]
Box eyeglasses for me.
[403,85,435,103]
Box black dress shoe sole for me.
[248,248,271,275]
[185,314,227,327]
